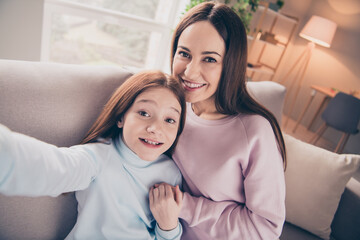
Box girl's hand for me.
[149,183,183,231]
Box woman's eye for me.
[138,111,150,117]
[179,51,190,58]
[165,118,176,124]
[204,57,217,63]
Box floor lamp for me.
[281,15,337,127]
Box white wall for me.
[0,0,44,60]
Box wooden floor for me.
[281,115,335,152]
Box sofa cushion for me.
[283,134,360,240]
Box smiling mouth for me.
[182,79,206,90]
[139,138,163,147]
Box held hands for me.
[149,183,183,231]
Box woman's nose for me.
[184,60,200,79]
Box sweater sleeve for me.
[0,124,101,197]
[180,193,284,240]
[155,222,182,240]
[178,118,286,240]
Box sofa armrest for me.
[281,222,323,240]
[331,177,360,240]
[281,178,360,240]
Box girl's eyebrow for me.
[178,46,222,57]
[135,99,181,115]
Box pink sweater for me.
[172,104,285,240]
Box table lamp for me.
[281,15,337,128]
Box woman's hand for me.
[149,183,183,231]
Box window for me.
[41,0,187,72]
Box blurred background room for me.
[0,0,359,154]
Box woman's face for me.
[172,21,225,106]
[118,87,181,161]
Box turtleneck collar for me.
[113,136,158,168]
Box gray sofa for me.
[0,59,359,240]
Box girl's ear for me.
[117,119,124,128]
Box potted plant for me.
[269,0,285,12]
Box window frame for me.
[41,0,185,71]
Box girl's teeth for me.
[144,139,160,145]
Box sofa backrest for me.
[247,80,286,125]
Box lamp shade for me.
[299,15,337,48]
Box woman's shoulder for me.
[235,113,271,129]
[233,113,275,139]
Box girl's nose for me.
[146,125,156,133]
[146,120,162,134]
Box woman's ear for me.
[117,119,124,128]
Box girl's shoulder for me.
[70,139,115,162]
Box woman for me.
[168,2,286,239]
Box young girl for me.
[157,2,286,239]
[0,71,186,240]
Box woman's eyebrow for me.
[202,51,221,57]
[178,46,190,52]
[178,46,221,57]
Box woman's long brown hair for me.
[81,70,186,157]
[171,2,286,169]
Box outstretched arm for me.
[0,124,100,197]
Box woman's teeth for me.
[183,80,204,89]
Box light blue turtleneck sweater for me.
[0,124,182,239]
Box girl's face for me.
[172,21,225,107]
[118,87,181,161]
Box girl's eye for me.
[138,111,150,117]
[165,118,176,124]
[204,57,217,63]
[179,51,190,58]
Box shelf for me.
[247,35,285,49]
[246,65,274,76]
[257,5,298,24]
[247,2,298,81]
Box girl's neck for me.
[191,100,227,120]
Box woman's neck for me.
[191,100,227,120]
